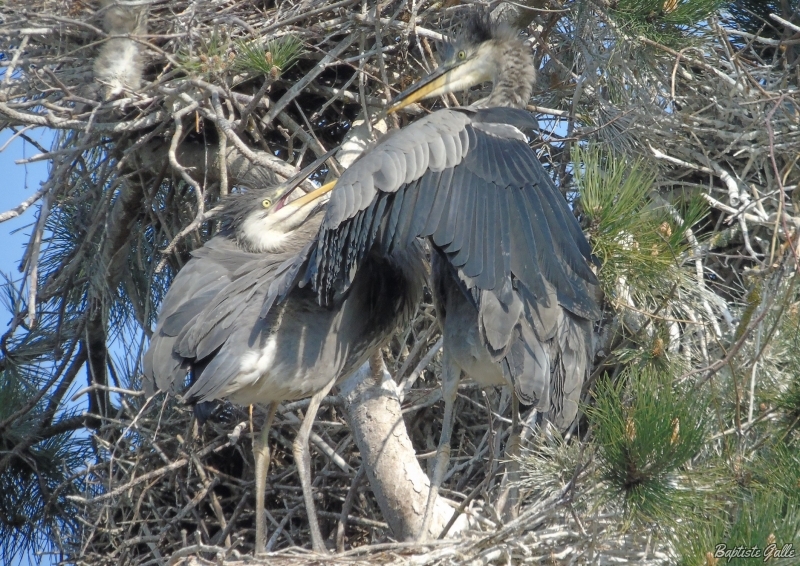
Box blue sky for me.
[0,129,52,332]
[1,129,60,566]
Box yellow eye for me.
[458,50,466,59]
[261,198,272,208]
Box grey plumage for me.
[93,0,148,99]
[144,10,600,549]
[303,103,598,425]
[273,12,601,537]
[143,185,425,553]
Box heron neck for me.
[237,211,323,254]
[485,40,535,109]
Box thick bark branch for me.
[339,359,472,541]
[85,166,146,423]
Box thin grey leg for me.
[254,402,279,555]
[497,394,522,519]
[419,353,461,540]
[293,377,336,553]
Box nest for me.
[68,304,673,564]
[1,0,799,563]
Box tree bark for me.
[339,357,472,541]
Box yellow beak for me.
[288,180,337,209]
[388,55,492,114]
[388,67,456,114]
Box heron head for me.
[223,182,333,253]
[388,15,532,113]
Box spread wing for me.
[307,107,599,319]
[304,106,601,427]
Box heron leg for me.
[293,377,336,553]
[419,354,461,540]
[254,402,279,555]
[497,394,522,519]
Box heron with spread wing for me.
[271,13,601,536]
[145,11,599,553]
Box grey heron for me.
[143,177,425,553]
[270,13,601,537]
[144,10,600,552]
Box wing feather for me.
[407,170,441,246]
[477,186,499,290]
[518,185,575,302]
[313,107,599,330]
[447,178,475,260]
[508,188,547,299]
[496,188,512,274]
[534,176,597,283]
[422,167,453,238]
[433,165,466,248]
[426,133,448,171]
[382,189,405,256]
[467,128,493,183]
[369,192,390,244]
[393,178,422,252]
[461,189,485,279]
[415,139,429,176]
[300,105,599,430]
[378,149,402,191]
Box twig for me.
[0,186,48,223]
[399,337,443,401]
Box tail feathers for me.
[544,311,593,430]
[502,309,593,431]
[478,276,561,360]
[505,321,550,409]
[142,336,189,397]
[517,279,559,343]
[479,278,524,355]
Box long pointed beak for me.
[286,180,337,209]
[387,55,492,114]
[388,63,459,114]
[273,146,339,205]
[266,179,336,226]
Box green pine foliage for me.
[517,429,588,502]
[234,35,304,79]
[676,444,800,565]
[767,300,800,442]
[0,142,148,562]
[0,362,89,563]
[576,144,706,313]
[552,143,800,560]
[176,30,304,80]
[608,0,725,43]
[177,28,236,78]
[588,365,710,526]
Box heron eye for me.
[262,198,272,208]
[458,50,466,59]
